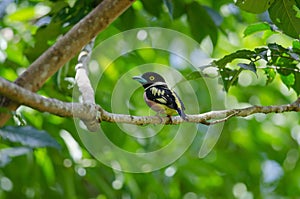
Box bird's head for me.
[132,72,166,87]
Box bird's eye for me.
[149,76,155,81]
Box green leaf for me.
[163,0,173,18]
[292,40,300,53]
[292,72,300,94]
[0,126,61,149]
[186,2,218,45]
[25,21,62,61]
[264,68,276,85]
[255,47,269,61]
[238,62,257,75]
[186,71,204,80]
[269,0,300,39]
[236,0,275,14]
[243,22,272,37]
[280,73,295,88]
[219,68,241,91]
[7,7,35,21]
[205,6,223,26]
[172,0,186,19]
[213,49,256,68]
[140,0,163,17]
[0,147,31,167]
[268,43,288,53]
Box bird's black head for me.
[133,72,166,87]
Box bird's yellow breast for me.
[143,93,177,116]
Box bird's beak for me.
[132,75,147,84]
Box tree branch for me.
[0,0,135,126]
[75,38,100,131]
[1,77,299,126]
[0,78,98,121]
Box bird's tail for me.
[177,109,188,121]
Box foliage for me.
[0,0,299,199]
[211,42,300,93]
[236,0,300,39]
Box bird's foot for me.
[155,113,164,124]
[167,115,173,124]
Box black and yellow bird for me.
[133,72,188,120]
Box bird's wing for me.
[145,85,185,111]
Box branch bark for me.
[0,0,135,126]
[1,77,299,126]
[75,38,100,131]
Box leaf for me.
[172,0,186,19]
[115,7,136,30]
[25,21,62,61]
[292,72,300,94]
[268,43,288,53]
[236,0,275,14]
[219,68,241,91]
[7,7,35,21]
[292,40,300,53]
[243,22,272,37]
[238,62,257,75]
[213,49,256,68]
[186,71,204,80]
[0,126,61,149]
[140,0,163,17]
[163,0,173,19]
[280,73,295,88]
[186,2,218,45]
[0,147,31,167]
[255,47,269,61]
[269,0,300,39]
[268,43,289,65]
[264,68,276,85]
[204,6,223,26]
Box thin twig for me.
[203,111,239,125]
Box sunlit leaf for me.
[292,40,300,53]
[280,73,295,88]
[7,7,35,21]
[0,126,61,149]
[243,22,271,37]
[264,68,276,85]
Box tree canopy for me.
[0,0,300,198]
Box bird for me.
[132,72,188,120]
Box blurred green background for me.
[0,0,300,198]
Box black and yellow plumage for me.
[133,72,188,120]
